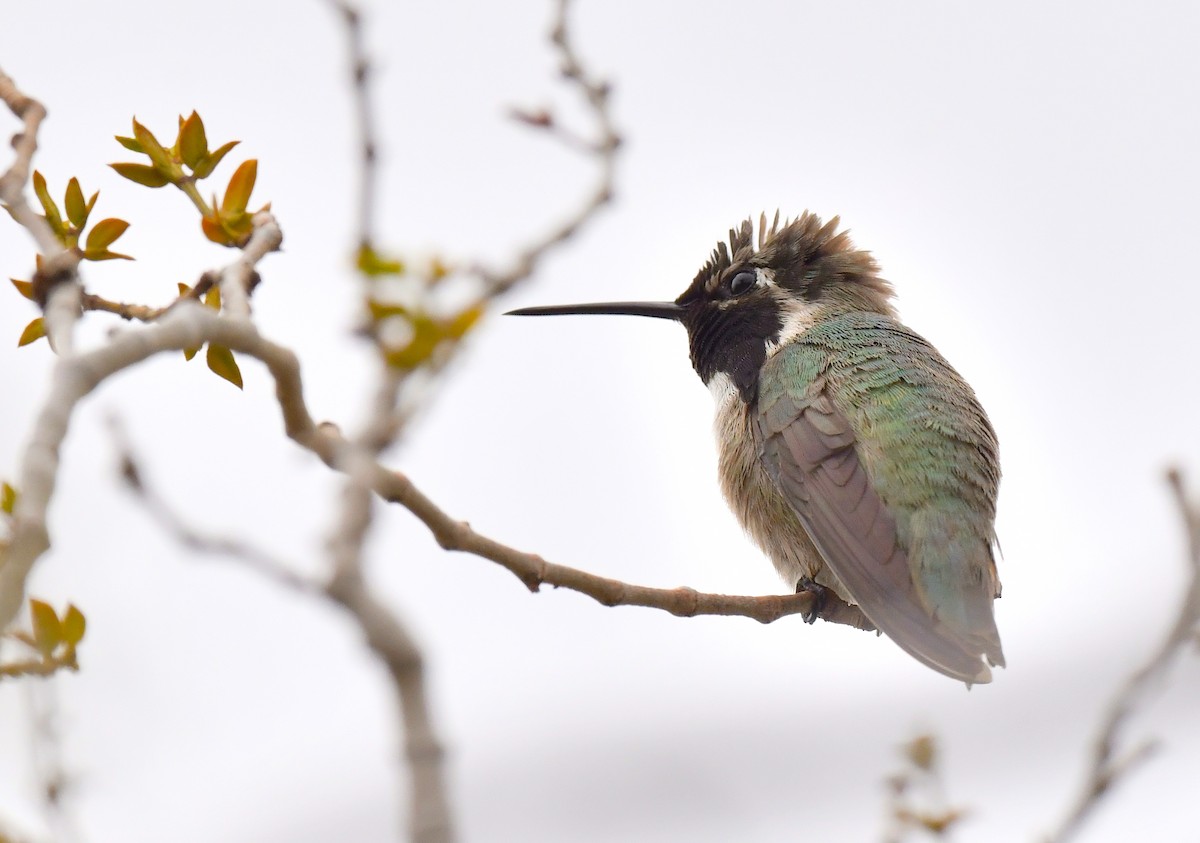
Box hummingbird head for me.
[507,211,895,403]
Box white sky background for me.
[1,1,1199,841]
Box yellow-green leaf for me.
[1,481,16,515]
[131,118,173,172]
[18,317,45,347]
[366,299,409,320]
[206,344,243,389]
[84,249,135,262]
[10,278,34,300]
[201,214,234,246]
[356,244,405,277]
[179,111,208,170]
[217,211,253,246]
[29,599,61,657]
[64,177,87,228]
[115,135,144,153]
[110,162,170,188]
[204,285,221,310]
[85,218,130,252]
[85,190,99,218]
[32,170,64,234]
[192,139,239,179]
[447,304,484,339]
[61,604,86,646]
[221,159,257,215]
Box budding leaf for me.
[1,481,16,515]
[17,317,45,347]
[32,171,64,235]
[29,599,62,657]
[110,162,170,188]
[131,118,173,173]
[366,299,409,320]
[447,304,484,340]
[115,135,145,153]
[64,178,87,228]
[191,140,239,179]
[221,159,257,216]
[179,111,208,170]
[85,218,130,252]
[62,605,87,646]
[205,344,243,389]
[356,244,405,277]
[10,278,34,300]
[201,214,234,246]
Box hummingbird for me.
[507,212,1004,685]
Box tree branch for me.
[1044,467,1200,843]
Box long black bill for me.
[505,301,684,321]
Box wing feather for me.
[758,384,993,684]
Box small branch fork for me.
[1043,468,1200,843]
[475,0,621,298]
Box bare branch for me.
[82,271,219,323]
[325,560,452,843]
[108,418,315,594]
[26,681,81,843]
[327,0,380,250]
[0,66,83,354]
[475,0,620,298]
[1044,467,1200,843]
[0,66,55,254]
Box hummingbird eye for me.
[728,270,756,297]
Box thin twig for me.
[327,0,379,250]
[26,681,81,843]
[1044,467,1200,842]
[80,271,217,323]
[475,0,620,297]
[109,417,315,594]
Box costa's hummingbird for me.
[508,212,1004,684]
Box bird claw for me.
[795,577,828,624]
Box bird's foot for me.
[795,577,828,624]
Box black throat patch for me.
[683,299,783,405]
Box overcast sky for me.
[2,1,1200,841]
